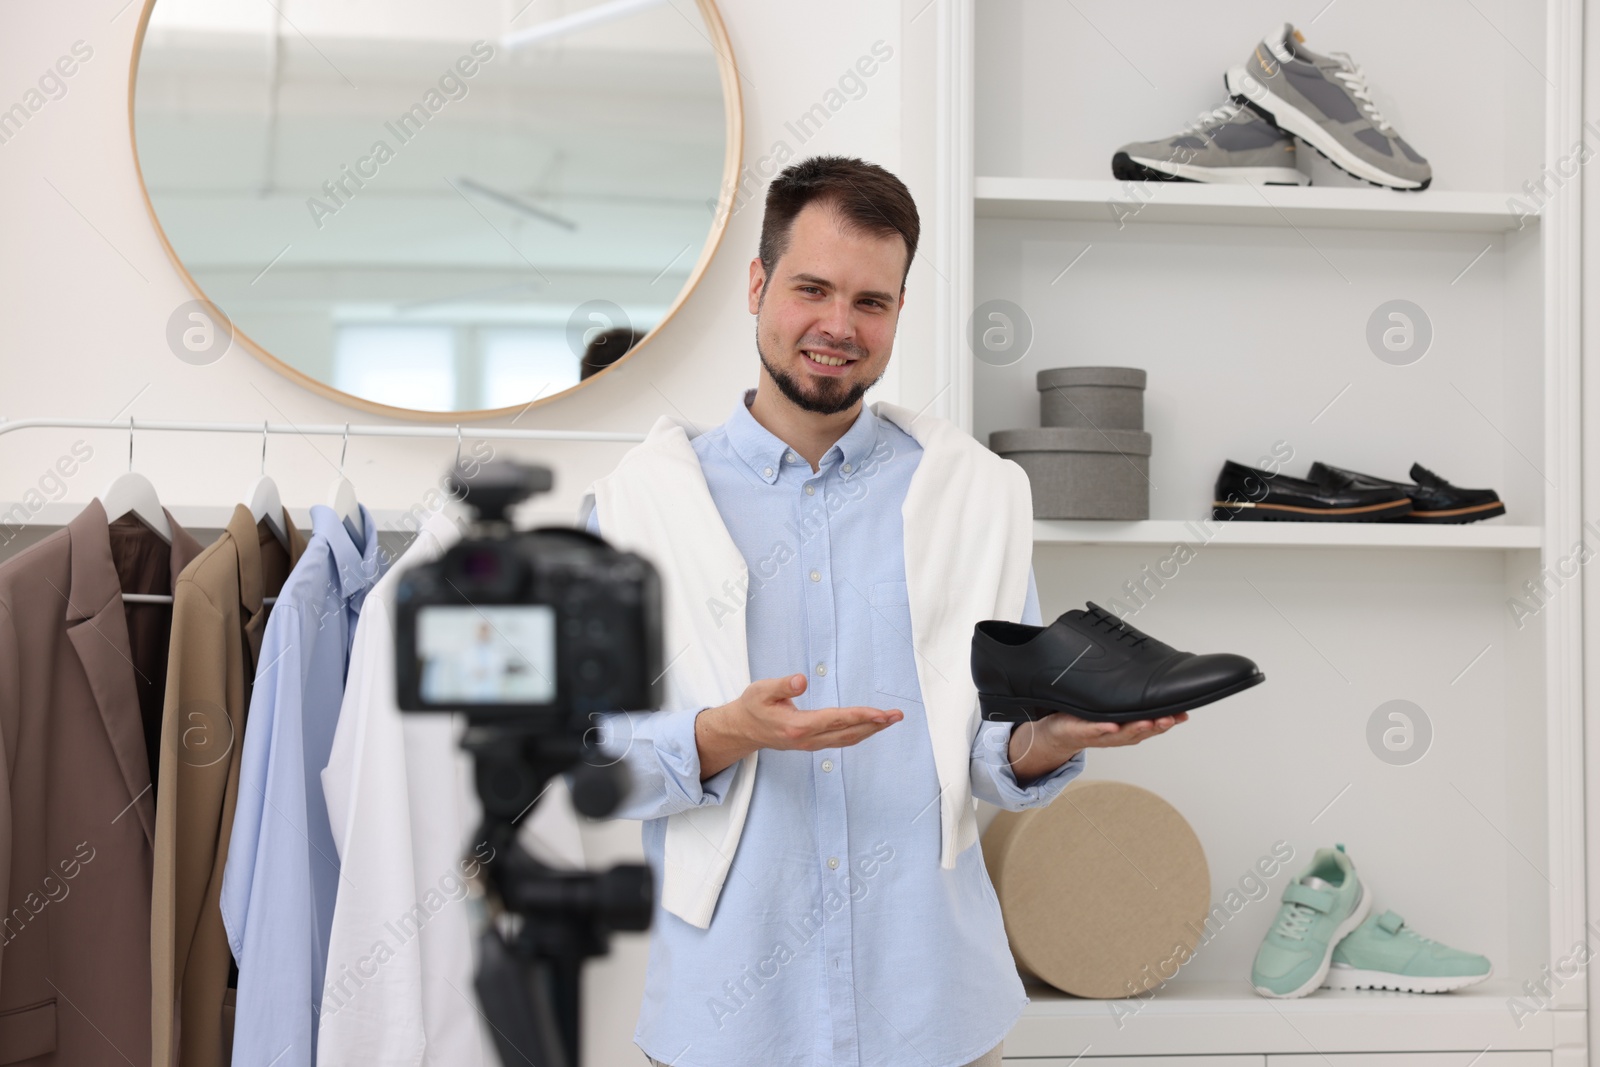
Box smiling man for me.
[580,155,1183,1067]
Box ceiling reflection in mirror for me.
[134,0,734,414]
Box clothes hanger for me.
[99,418,175,605]
[100,417,172,544]
[246,421,290,551]
[326,422,365,546]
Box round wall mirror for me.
[131,0,742,419]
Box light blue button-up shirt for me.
[221,504,384,1067]
[588,388,1084,1067]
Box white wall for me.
[0,0,911,529]
[0,2,917,1064]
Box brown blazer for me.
[0,500,201,1066]
[151,504,305,1067]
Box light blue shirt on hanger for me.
[221,503,384,1067]
[586,388,1084,1067]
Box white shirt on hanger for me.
[317,506,585,1066]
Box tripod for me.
[464,722,652,1067]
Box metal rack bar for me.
[0,417,647,443]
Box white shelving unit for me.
[1006,978,1570,1059]
[931,1,1586,1064]
[1033,520,1543,550]
[977,177,1536,233]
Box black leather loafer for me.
[972,602,1264,724]
[1307,462,1506,524]
[1213,459,1412,522]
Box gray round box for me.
[1038,367,1147,430]
[990,427,1151,520]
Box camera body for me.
[394,524,663,719]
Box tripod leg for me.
[475,929,570,1067]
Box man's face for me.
[748,200,906,416]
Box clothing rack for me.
[0,416,648,444]
[2,417,651,604]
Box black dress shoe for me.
[1307,462,1506,524]
[972,602,1264,724]
[1212,459,1412,522]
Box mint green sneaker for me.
[1251,843,1370,998]
[1321,910,1492,992]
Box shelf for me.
[975,177,1537,233]
[1007,979,1566,1056]
[1033,519,1541,550]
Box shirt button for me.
[809,569,820,582]
[827,857,840,870]
[821,759,833,772]
[805,484,815,496]
[816,662,827,676]
[786,451,797,463]
[842,463,853,474]
[763,466,773,478]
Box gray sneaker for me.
[1112,102,1308,185]
[1225,23,1431,191]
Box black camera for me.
[391,459,660,1067]
[394,461,663,719]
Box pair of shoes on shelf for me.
[1112,23,1429,190]
[1252,844,1492,998]
[1212,460,1505,524]
[972,602,1262,724]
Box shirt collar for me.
[724,386,881,484]
[309,502,382,604]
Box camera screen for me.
[416,605,557,704]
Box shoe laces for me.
[1085,605,1150,647]
[1179,101,1244,137]
[1328,52,1393,133]
[1273,899,1317,942]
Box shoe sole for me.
[977,670,1264,724]
[1321,962,1494,993]
[1254,880,1373,999]
[1113,151,1310,186]
[1211,499,1414,522]
[1399,500,1508,524]
[1224,67,1430,191]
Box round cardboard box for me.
[982,779,1210,998]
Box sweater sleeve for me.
[581,504,743,821]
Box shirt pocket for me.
[868,580,922,703]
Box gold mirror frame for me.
[128,0,744,422]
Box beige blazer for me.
[151,504,305,1067]
[0,500,201,1066]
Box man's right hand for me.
[695,674,903,780]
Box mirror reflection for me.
[133,0,733,414]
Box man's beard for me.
[755,326,882,417]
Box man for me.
[580,155,1184,1067]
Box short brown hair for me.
[757,155,920,293]
[580,326,640,379]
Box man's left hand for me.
[1007,711,1188,786]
